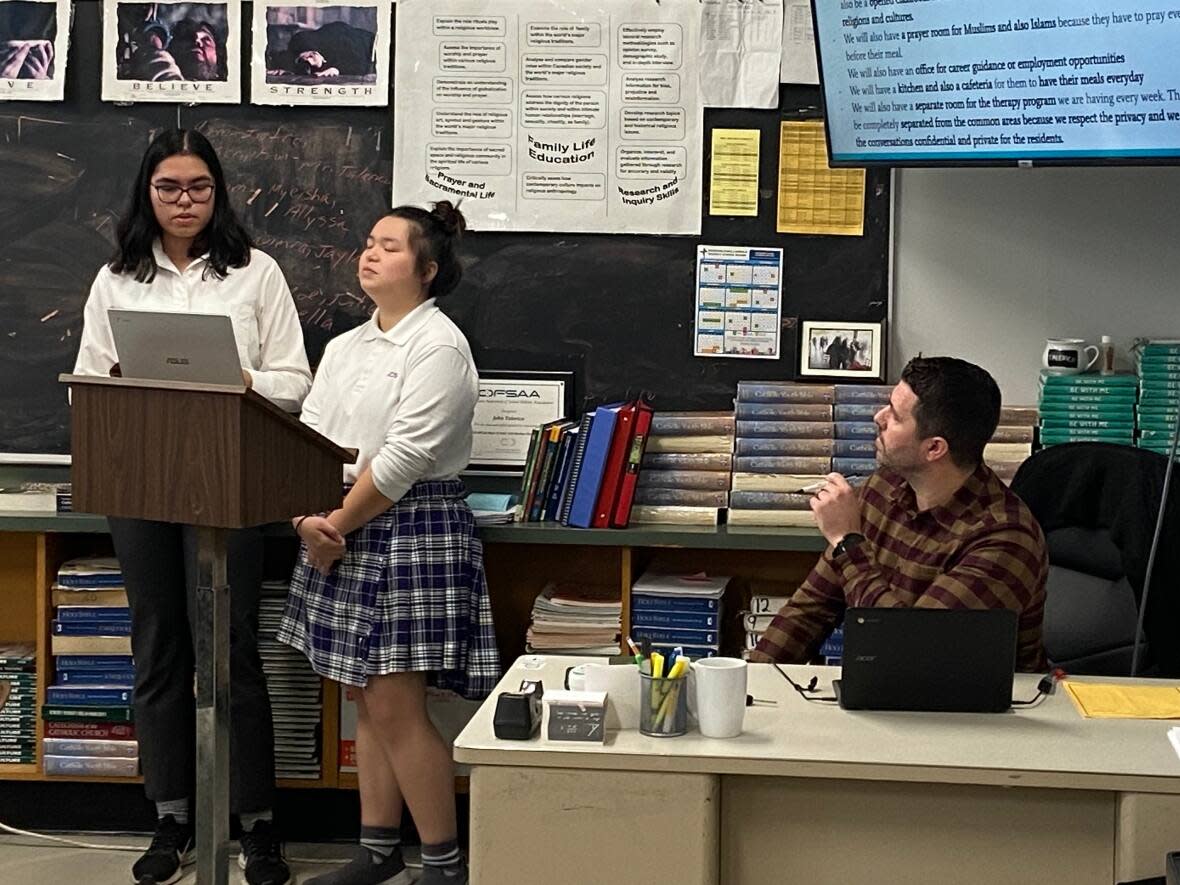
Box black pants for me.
[108,518,275,813]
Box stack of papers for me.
[467,493,516,527]
[526,583,621,656]
[1064,682,1180,719]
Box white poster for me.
[779,0,818,85]
[694,245,783,359]
[0,0,70,101]
[102,0,242,103]
[251,0,390,106]
[699,0,782,108]
[393,0,703,235]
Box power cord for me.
[1011,669,1067,707]
[773,664,838,703]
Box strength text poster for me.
[102,0,242,103]
[393,0,703,234]
[251,0,391,106]
[0,0,71,101]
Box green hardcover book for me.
[1039,430,1135,443]
[40,705,135,723]
[1039,393,1137,406]
[1138,428,1178,439]
[1039,402,1135,417]
[1039,370,1138,387]
[1037,384,1137,399]
[1137,369,1180,381]
[1040,419,1135,431]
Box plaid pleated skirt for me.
[277,479,501,699]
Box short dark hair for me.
[900,356,1001,468]
[387,201,467,298]
[109,129,252,283]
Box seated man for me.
[749,356,1048,671]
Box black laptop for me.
[833,608,1019,713]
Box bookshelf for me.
[0,514,824,789]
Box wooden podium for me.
[60,374,355,885]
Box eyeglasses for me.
[152,183,214,204]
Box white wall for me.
[892,167,1180,404]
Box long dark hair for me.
[387,201,467,298]
[109,129,251,282]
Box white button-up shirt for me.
[301,298,478,502]
[73,243,312,412]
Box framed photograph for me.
[0,0,71,102]
[798,320,885,381]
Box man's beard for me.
[178,54,219,81]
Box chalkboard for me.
[0,3,889,458]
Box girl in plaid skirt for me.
[279,201,498,885]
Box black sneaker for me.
[132,815,195,885]
[238,819,291,885]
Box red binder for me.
[591,401,638,527]
[609,400,654,528]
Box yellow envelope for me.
[1065,682,1180,719]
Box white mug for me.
[690,657,747,738]
[1043,338,1099,375]
[582,663,639,730]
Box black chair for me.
[1010,442,1180,677]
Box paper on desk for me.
[700,0,783,108]
[1065,682,1180,719]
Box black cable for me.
[773,663,838,703]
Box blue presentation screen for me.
[812,0,1180,164]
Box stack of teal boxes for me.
[1038,370,1137,448]
[1136,341,1180,457]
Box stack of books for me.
[0,643,36,765]
[629,570,729,659]
[986,406,1039,484]
[1038,370,1137,449]
[44,557,137,777]
[0,482,67,513]
[525,583,622,656]
[832,384,889,477]
[259,580,322,780]
[729,382,834,527]
[634,411,734,525]
[466,492,517,526]
[516,399,655,528]
[1136,341,1180,458]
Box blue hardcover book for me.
[629,610,718,630]
[734,402,832,421]
[559,412,595,525]
[733,456,832,475]
[57,669,137,685]
[734,437,833,457]
[832,457,878,475]
[56,607,132,622]
[46,686,133,705]
[833,403,880,420]
[566,402,626,528]
[833,384,891,404]
[833,438,877,457]
[630,593,720,613]
[55,655,135,670]
[630,626,718,645]
[833,421,878,440]
[735,420,833,439]
[542,429,578,522]
[819,627,844,657]
[52,620,133,636]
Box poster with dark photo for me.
[251,1,390,106]
[799,320,885,380]
[102,0,241,103]
[0,0,69,100]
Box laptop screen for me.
[108,309,243,386]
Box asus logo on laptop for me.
[165,357,191,366]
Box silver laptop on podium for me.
[108,309,242,385]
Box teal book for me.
[1039,402,1135,416]
[1040,429,1135,443]
[1039,392,1137,406]
[1039,419,1135,431]
[1039,371,1138,387]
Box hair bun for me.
[430,200,466,237]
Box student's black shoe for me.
[237,819,292,885]
[131,815,195,885]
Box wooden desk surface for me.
[455,656,1180,794]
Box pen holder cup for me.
[639,673,689,737]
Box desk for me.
[455,657,1180,885]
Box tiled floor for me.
[0,834,421,885]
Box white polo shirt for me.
[74,242,312,412]
[300,298,478,503]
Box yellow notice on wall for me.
[777,121,866,236]
[709,128,760,216]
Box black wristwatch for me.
[833,532,866,558]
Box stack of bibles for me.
[525,582,622,656]
[0,643,36,765]
[634,411,734,525]
[629,569,729,659]
[729,382,833,527]
[832,384,889,477]
[259,580,322,780]
[1038,370,1137,449]
[986,406,1039,484]
[1136,341,1180,458]
[43,557,137,777]
[516,399,655,528]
